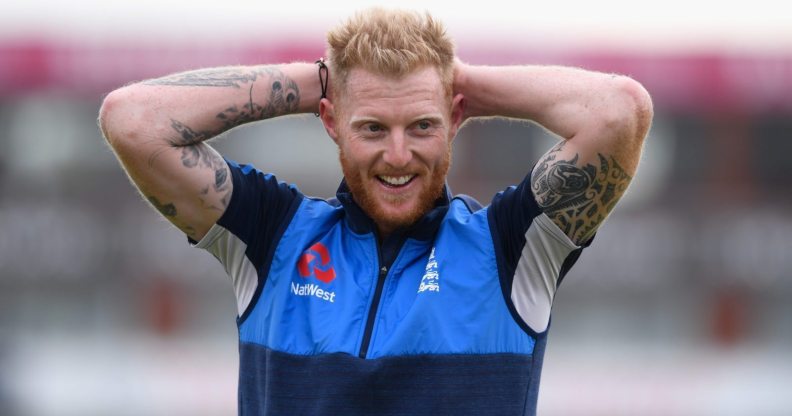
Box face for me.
[320,66,464,236]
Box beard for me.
[340,146,451,234]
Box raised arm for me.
[99,63,321,241]
[454,62,653,244]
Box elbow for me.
[98,87,126,147]
[98,86,145,148]
[610,76,654,143]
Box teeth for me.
[379,175,414,186]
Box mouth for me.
[376,174,417,188]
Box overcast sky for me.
[1,0,790,52]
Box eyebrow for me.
[413,114,445,125]
[349,113,445,126]
[349,116,380,126]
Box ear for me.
[319,98,340,145]
[448,93,466,142]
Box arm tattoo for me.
[167,119,232,211]
[148,67,299,164]
[143,67,267,88]
[167,119,215,168]
[142,67,299,227]
[155,68,299,171]
[215,75,300,130]
[531,142,632,244]
[147,196,177,217]
[142,67,301,118]
[146,195,198,238]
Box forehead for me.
[341,66,447,120]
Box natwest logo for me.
[292,242,337,303]
[296,242,336,283]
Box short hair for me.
[326,8,455,98]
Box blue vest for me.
[196,160,587,416]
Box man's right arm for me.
[98,63,321,241]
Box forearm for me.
[100,62,320,147]
[456,63,651,143]
[97,62,322,241]
[455,62,653,244]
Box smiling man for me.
[327,65,461,236]
[99,8,652,416]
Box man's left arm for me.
[454,62,653,244]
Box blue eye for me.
[418,120,431,130]
[367,124,382,132]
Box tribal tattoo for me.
[531,142,632,244]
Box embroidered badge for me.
[418,247,440,293]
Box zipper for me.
[358,263,388,358]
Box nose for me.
[381,129,412,168]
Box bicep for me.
[530,139,634,245]
[109,123,231,242]
[530,75,652,244]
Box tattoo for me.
[142,66,300,228]
[166,120,228,186]
[214,76,299,131]
[214,166,228,192]
[145,67,299,166]
[146,195,198,238]
[167,119,216,168]
[143,67,265,88]
[142,67,301,121]
[147,196,177,217]
[151,67,300,154]
[531,142,632,243]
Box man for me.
[99,8,652,416]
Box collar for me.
[334,179,452,241]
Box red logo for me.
[297,242,336,283]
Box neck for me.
[376,223,396,240]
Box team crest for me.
[418,247,440,293]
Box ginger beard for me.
[339,144,451,234]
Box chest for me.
[239,209,535,358]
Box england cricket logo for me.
[418,247,440,293]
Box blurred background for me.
[1,1,791,414]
